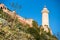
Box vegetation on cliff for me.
[0,8,58,40]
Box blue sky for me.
[0,0,60,34]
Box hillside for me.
[0,7,58,40]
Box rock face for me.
[0,4,58,40]
[0,8,38,40]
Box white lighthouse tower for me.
[41,6,49,32]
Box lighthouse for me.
[41,6,49,32]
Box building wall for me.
[0,4,33,27]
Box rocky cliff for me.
[0,6,58,40]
